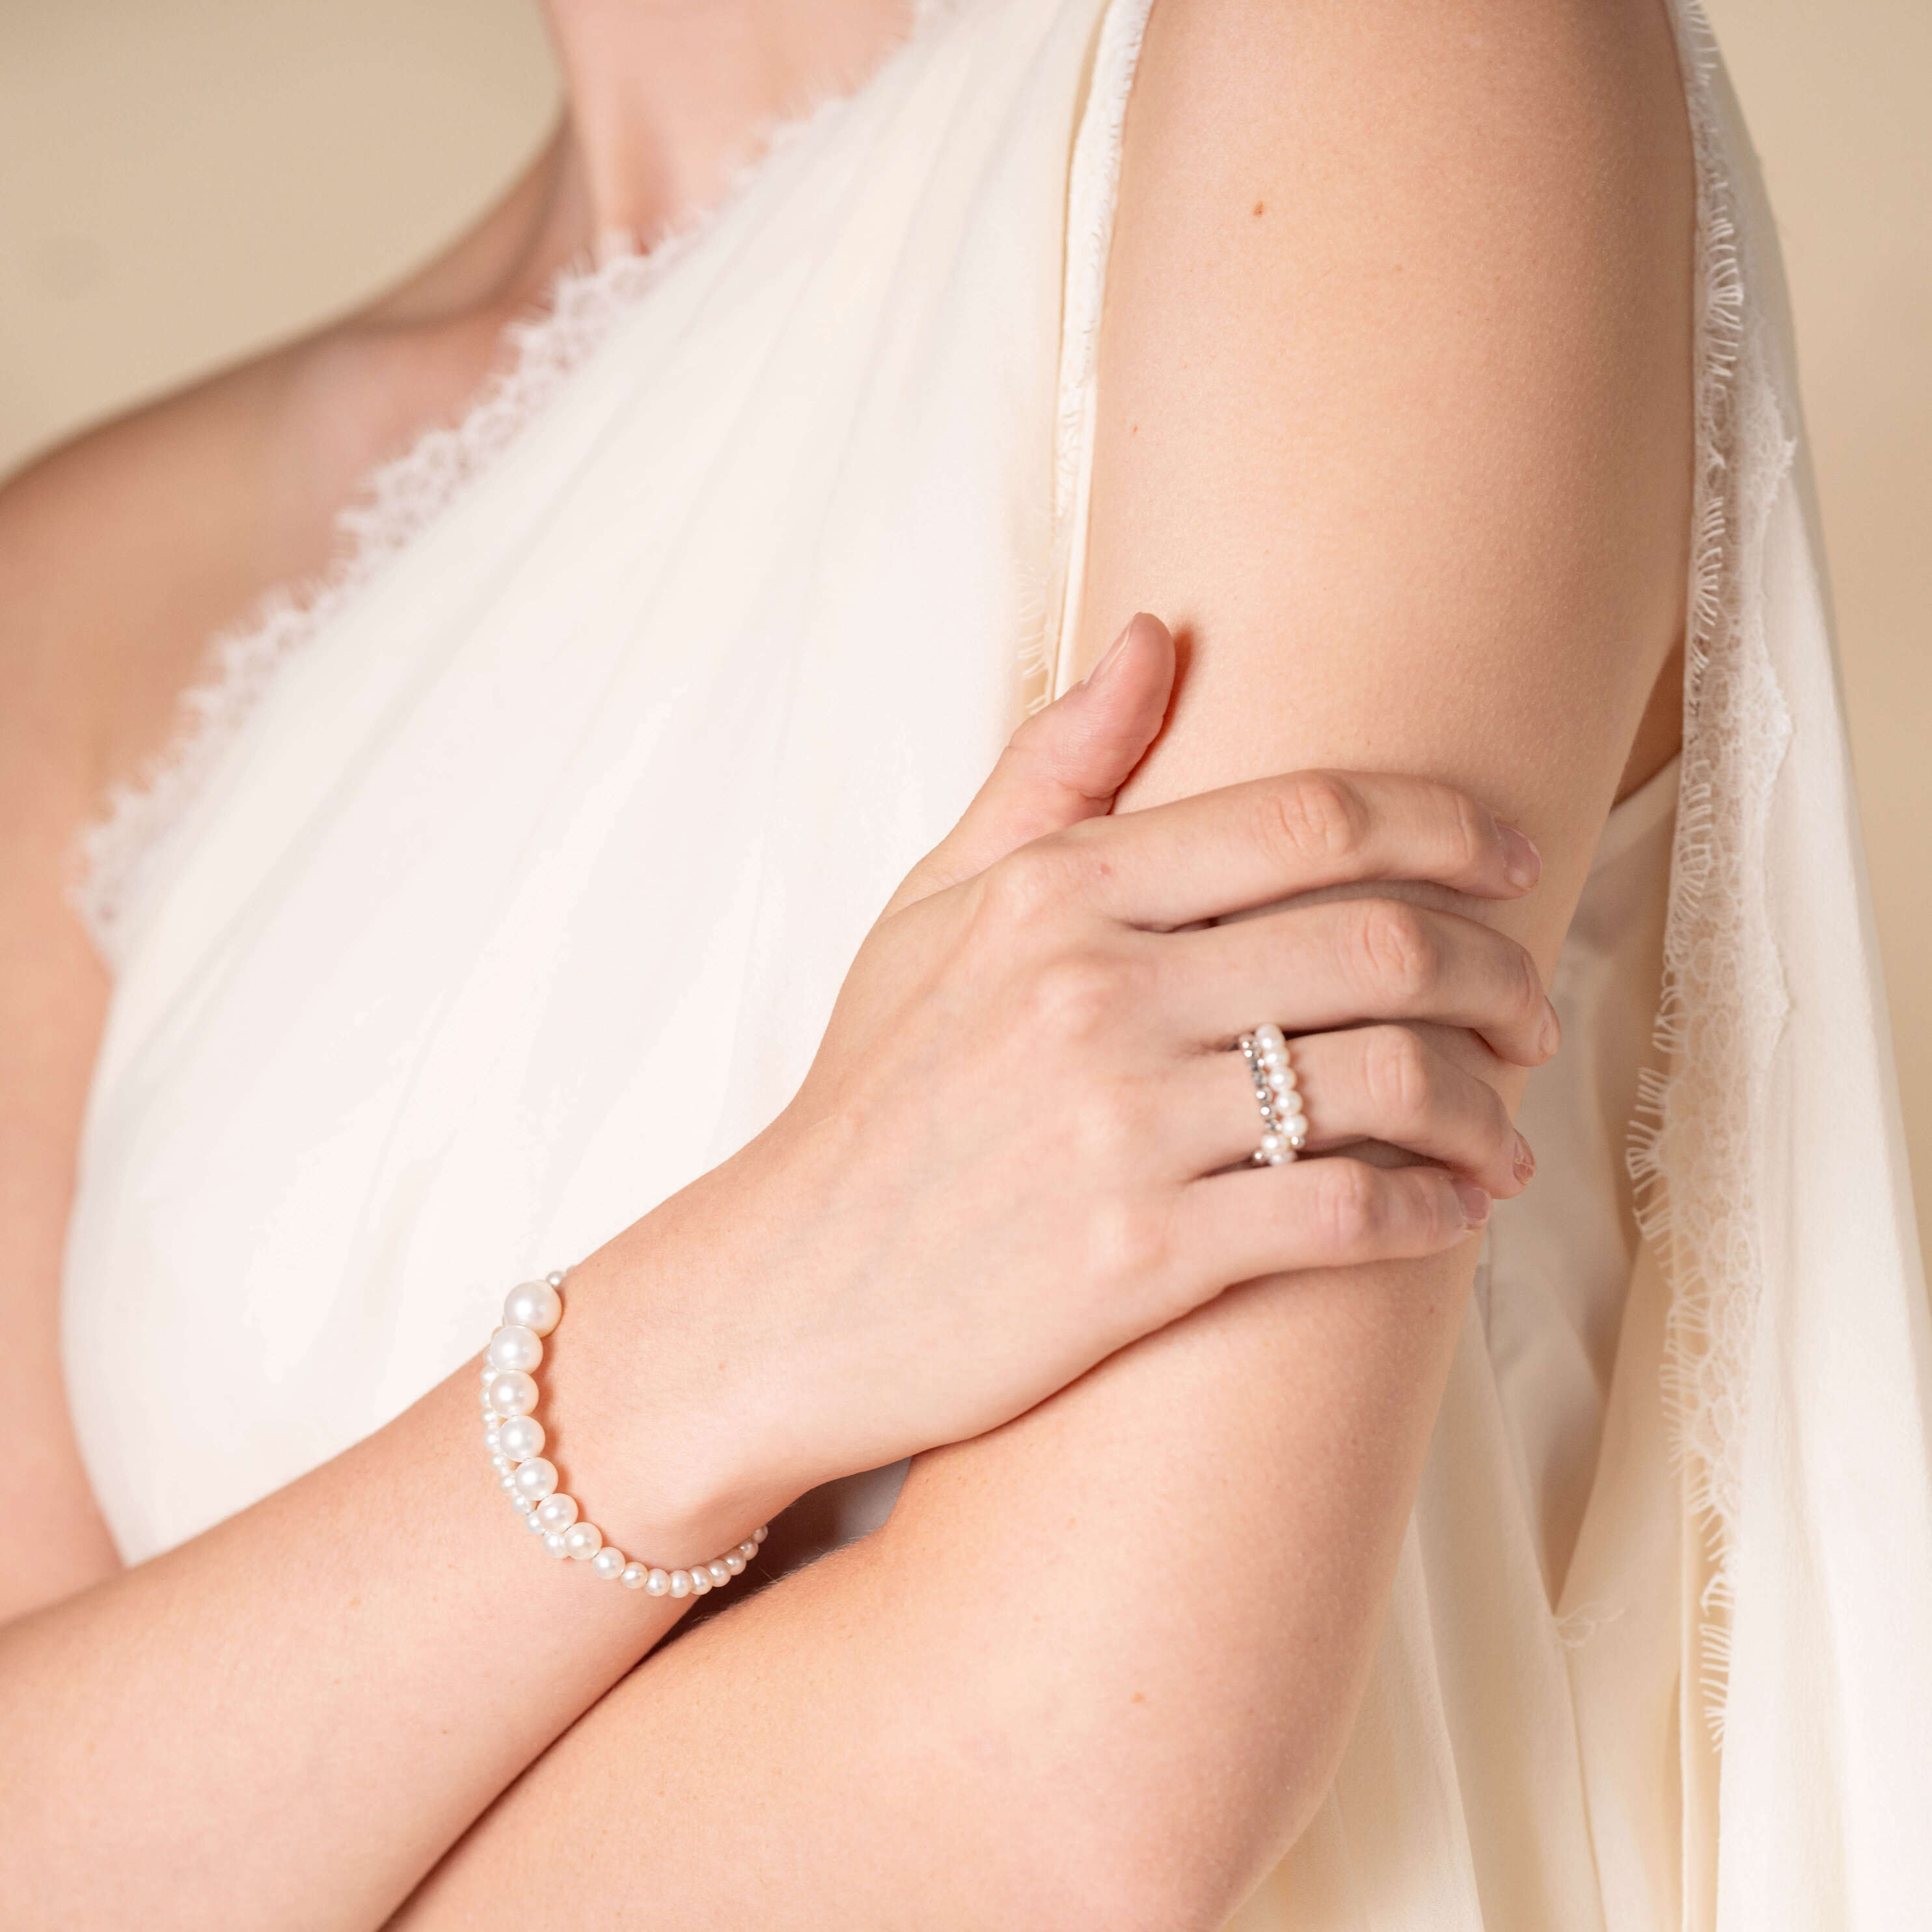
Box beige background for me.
[2,0,1925,1244]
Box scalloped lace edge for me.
[68,1,959,970]
[1627,0,1797,1745]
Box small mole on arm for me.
[1251,200,1266,217]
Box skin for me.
[0,0,1691,1926]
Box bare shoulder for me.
[1,314,500,819]
[1087,0,1695,888]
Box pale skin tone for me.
[0,0,1692,1926]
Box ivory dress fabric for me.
[62,1,1932,1925]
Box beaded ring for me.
[1239,1023,1309,1165]
[482,1271,767,1599]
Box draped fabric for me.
[62,1,1932,1924]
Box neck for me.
[532,0,912,258]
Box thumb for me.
[889,613,1175,910]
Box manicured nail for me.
[1497,819,1542,889]
[1455,1180,1492,1229]
[1511,1134,1536,1184]
[1078,618,1136,692]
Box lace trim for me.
[68,3,958,970]
[1627,0,1797,1744]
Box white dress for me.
[61,1,1932,1924]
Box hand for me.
[571,617,1553,1549]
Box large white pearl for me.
[724,1552,746,1575]
[497,1415,545,1463]
[620,1564,647,1590]
[591,1546,627,1581]
[485,1370,538,1417]
[707,1561,731,1588]
[688,1566,713,1595]
[1254,1022,1286,1052]
[487,1326,543,1374]
[503,1279,564,1338]
[646,1569,670,1596]
[511,1456,559,1503]
[534,1491,578,1532]
[563,1521,602,1561]
[669,1570,692,1598]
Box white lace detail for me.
[68,5,957,970]
[1628,0,1798,1743]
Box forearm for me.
[392,1237,1477,1932]
[0,1240,742,1931]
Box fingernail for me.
[1455,1179,1492,1229]
[1540,996,1562,1057]
[1511,1134,1536,1184]
[1078,618,1136,692]
[1497,819,1542,889]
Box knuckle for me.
[1354,900,1437,1002]
[1082,1190,1171,1297]
[1026,946,1124,1038]
[1264,771,1368,871]
[979,838,1082,925]
[1363,1026,1433,1126]
[1315,1160,1385,1252]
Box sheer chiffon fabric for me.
[62,1,1932,1924]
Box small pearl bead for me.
[485,1370,538,1417]
[497,1415,545,1463]
[707,1561,731,1587]
[670,1571,692,1598]
[487,1325,543,1374]
[524,1507,550,1533]
[503,1279,564,1338]
[483,1424,504,1454]
[479,1384,500,1412]
[688,1566,713,1594]
[591,1546,626,1581]
[724,1552,745,1575]
[543,1531,571,1558]
[753,1525,769,1543]
[646,1569,670,1596]
[564,1521,602,1560]
[1260,1131,1286,1156]
[534,1492,578,1532]
[1283,1111,1308,1137]
[511,1456,559,1503]
[1254,1022,1285,1050]
[620,1564,647,1590]
[498,1472,519,1492]
[489,1452,513,1476]
[482,1365,497,1385]
[513,1495,539,1516]
[737,1542,759,1561]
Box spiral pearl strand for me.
[1240,1023,1309,1164]
[482,1272,767,1598]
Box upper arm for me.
[1081,0,1693,968]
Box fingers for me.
[1157,898,1558,1068]
[1040,768,1540,929]
[1173,1026,1532,1199]
[886,614,1175,913]
[1173,1156,1490,1290]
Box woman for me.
[1,0,1925,1925]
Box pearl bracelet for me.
[481,1271,767,1599]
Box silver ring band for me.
[1239,1024,1309,1165]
